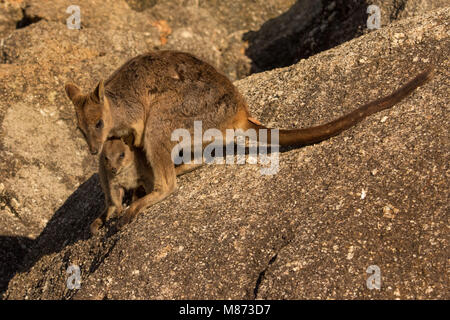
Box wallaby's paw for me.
[105,205,123,221]
[106,208,122,222]
[90,218,103,235]
[117,208,138,229]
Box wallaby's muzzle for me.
[88,141,100,155]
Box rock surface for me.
[0,1,449,299]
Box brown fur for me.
[65,50,433,228]
[90,138,153,234]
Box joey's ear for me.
[65,83,81,102]
[121,134,135,148]
[92,79,105,104]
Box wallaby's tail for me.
[247,68,434,146]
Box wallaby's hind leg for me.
[119,143,177,227]
[91,187,124,235]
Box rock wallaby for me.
[65,50,433,227]
[90,137,154,234]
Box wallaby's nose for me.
[90,149,98,155]
[111,168,117,174]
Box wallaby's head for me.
[101,138,135,175]
[65,80,112,155]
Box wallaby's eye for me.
[119,152,125,159]
[104,155,109,161]
[95,119,103,129]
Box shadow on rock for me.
[243,0,370,73]
[1,174,104,296]
[0,236,34,295]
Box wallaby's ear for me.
[93,79,105,104]
[65,83,81,102]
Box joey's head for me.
[101,138,135,175]
[65,80,113,155]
